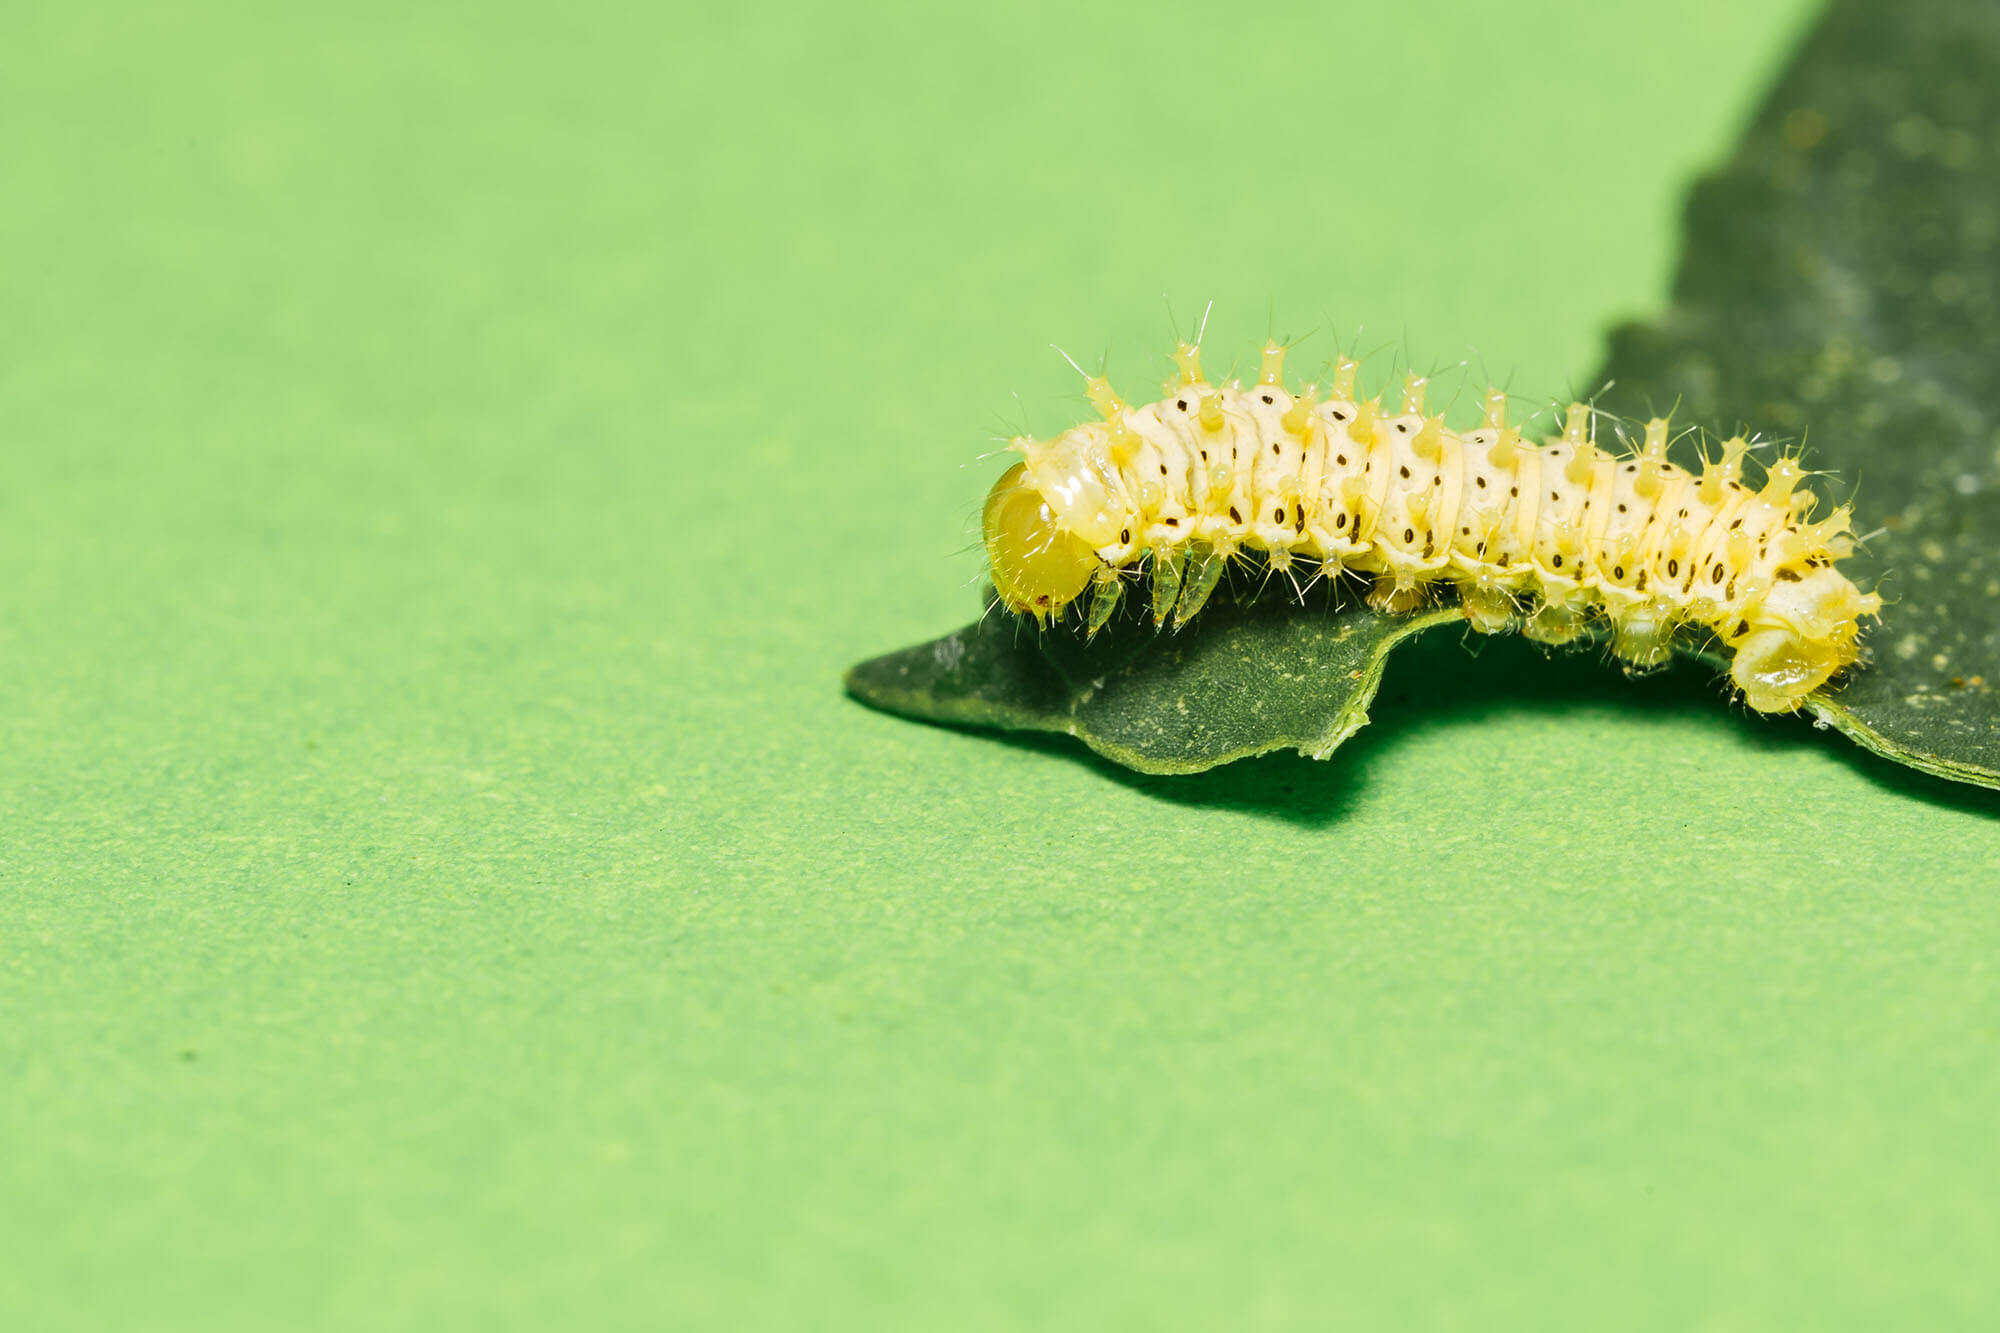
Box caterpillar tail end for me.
[1728,567,1880,712]
[1730,629,1846,713]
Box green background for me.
[5,0,1997,1327]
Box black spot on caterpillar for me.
[981,337,1883,713]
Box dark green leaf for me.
[845,583,1452,775]
[1595,0,2000,787]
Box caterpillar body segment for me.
[980,340,1882,714]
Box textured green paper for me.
[6,2,1999,1331]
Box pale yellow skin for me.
[983,340,1883,713]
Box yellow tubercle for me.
[1560,403,1597,484]
[1560,401,1592,448]
[1564,440,1596,486]
[1106,422,1140,466]
[1803,503,1854,550]
[1481,386,1509,431]
[1759,456,1806,506]
[1635,417,1670,497]
[1013,433,1056,475]
[1411,417,1445,463]
[1280,385,1319,435]
[1400,373,1427,415]
[1331,356,1359,400]
[1172,341,1205,388]
[1197,391,1224,432]
[1348,398,1379,446]
[1698,435,1750,504]
[1259,340,1287,387]
[1083,374,1125,423]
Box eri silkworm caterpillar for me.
[981,335,1881,713]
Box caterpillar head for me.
[983,462,1099,621]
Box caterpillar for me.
[981,336,1882,713]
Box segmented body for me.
[982,340,1881,713]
